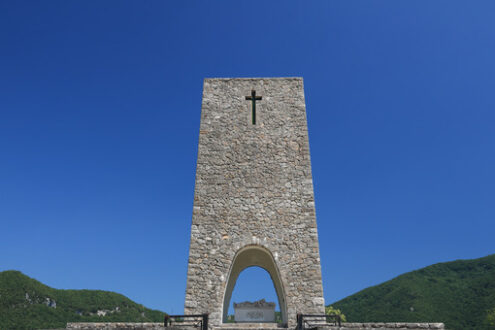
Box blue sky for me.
[1,1,494,315]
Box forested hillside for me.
[0,270,165,329]
[4,254,495,329]
[331,254,495,330]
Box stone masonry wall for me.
[184,78,325,328]
[66,323,166,329]
[66,322,445,330]
[321,323,445,330]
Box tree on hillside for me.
[486,307,495,327]
[325,305,346,322]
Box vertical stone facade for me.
[184,78,325,328]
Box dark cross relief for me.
[245,90,262,125]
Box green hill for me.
[331,254,495,330]
[0,270,165,329]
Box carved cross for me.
[245,90,262,125]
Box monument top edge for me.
[204,77,302,82]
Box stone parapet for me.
[66,322,445,330]
[215,323,283,329]
[66,323,166,329]
[318,323,445,330]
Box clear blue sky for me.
[1,1,494,315]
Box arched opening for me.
[226,267,280,322]
[222,246,287,325]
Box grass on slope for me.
[0,270,165,329]
[331,254,495,330]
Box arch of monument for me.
[222,245,287,323]
[184,78,325,329]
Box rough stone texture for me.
[65,323,445,330]
[66,323,166,329]
[318,323,445,330]
[184,78,325,328]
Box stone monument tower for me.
[184,78,325,328]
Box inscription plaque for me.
[233,299,276,323]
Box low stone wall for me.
[321,323,444,330]
[66,323,445,330]
[66,323,166,329]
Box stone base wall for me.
[66,323,166,329]
[66,322,445,330]
[320,323,445,330]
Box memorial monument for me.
[65,78,445,330]
[184,78,325,328]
